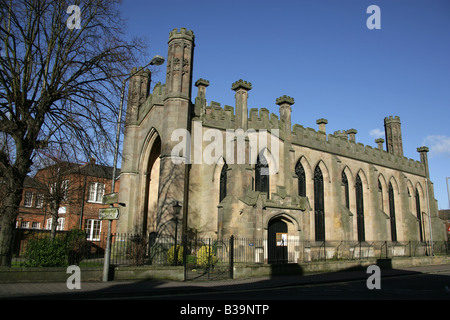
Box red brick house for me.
[16,158,120,241]
[438,209,450,241]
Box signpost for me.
[99,207,120,220]
[101,193,120,282]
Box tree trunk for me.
[0,189,23,267]
[50,206,59,239]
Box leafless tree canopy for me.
[0,0,148,265]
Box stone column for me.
[417,146,430,178]
[276,95,295,195]
[194,78,209,118]
[316,118,328,133]
[375,138,384,150]
[346,129,357,142]
[232,79,252,130]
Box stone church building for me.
[116,28,446,256]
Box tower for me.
[125,67,151,124]
[384,116,403,156]
[159,28,195,235]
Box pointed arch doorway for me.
[268,218,288,264]
[141,133,161,235]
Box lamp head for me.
[173,201,182,216]
[150,55,165,66]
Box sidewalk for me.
[1,264,449,300]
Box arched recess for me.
[295,160,306,197]
[295,155,313,200]
[415,182,427,242]
[314,164,325,241]
[138,128,162,235]
[212,156,228,204]
[406,180,415,214]
[264,212,301,233]
[355,173,365,242]
[266,214,300,264]
[356,169,369,190]
[315,160,331,184]
[341,166,354,210]
[389,176,400,195]
[388,179,398,242]
[255,150,270,196]
[268,218,288,264]
[378,173,388,213]
[311,160,331,242]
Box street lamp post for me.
[102,55,165,282]
[111,55,165,193]
[172,201,182,266]
[446,177,450,209]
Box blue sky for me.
[120,0,450,209]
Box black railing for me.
[11,229,449,269]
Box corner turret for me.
[384,116,403,156]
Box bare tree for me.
[0,0,149,266]
[33,146,85,239]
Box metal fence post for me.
[182,235,187,281]
[229,235,234,279]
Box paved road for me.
[1,264,449,301]
[162,271,450,300]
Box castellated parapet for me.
[169,27,195,41]
[133,74,426,178]
[190,80,425,177]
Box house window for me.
[32,222,41,229]
[46,218,65,231]
[61,180,69,201]
[85,219,102,241]
[88,182,105,203]
[36,193,44,208]
[24,191,33,207]
[21,221,30,229]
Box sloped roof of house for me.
[34,159,120,181]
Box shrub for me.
[24,237,70,267]
[196,245,218,267]
[65,229,88,265]
[128,235,148,266]
[167,245,184,265]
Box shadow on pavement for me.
[2,261,450,301]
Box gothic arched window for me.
[388,182,397,242]
[415,188,423,242]
[219,163,228,202]
[342,171,349,209]
[378,179,384,211]
[314,165,325,241]
[356,174,365,242]
[255,153,269,195]
[296,161,306,197]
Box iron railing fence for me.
[10,229,449,267]
[231,238,449,264]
